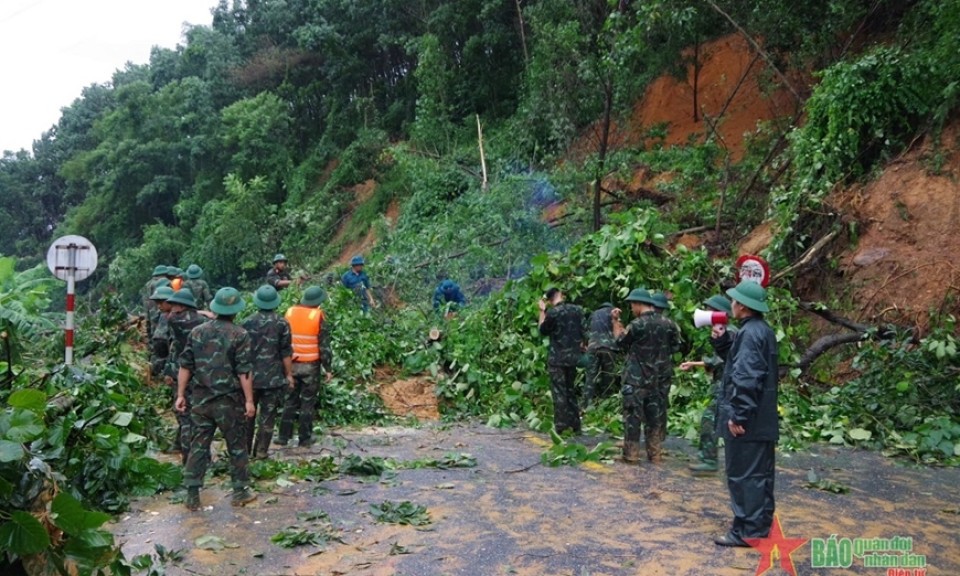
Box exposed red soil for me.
[830,124,960,332]
[371,365,440,420]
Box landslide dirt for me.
[111,424,960,576]
[829,124,960,330]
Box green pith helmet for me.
[167,288,198,309]
[186,264,203,279]
[154,278,171,289]
[273,253,287,264]
[253,285,281,310]
[301,286,327,307]
[624,287,656,306]
[703,294,732,314]
[167,266,184,278]
[150,285,175,301]
[726,280,769,313]
[651,293,670,310]
[152,265,168,276]
[210,287,246,316]
[350,255,365,266]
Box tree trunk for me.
[593,81,614,232]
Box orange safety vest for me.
[285,305,324,363]
[171,278,184,291]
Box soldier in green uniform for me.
[175,287,256,511]
[149,284,175,381]
[651,292,682,443]
[266,254,293,291]
[243,285,294,459]
[537,287,585,435]
[164,288,210,464]
[184,264,214,310]
[582,302,618,410]
[680,294,732,474]
[142,265,168,340]
[612,288,679,463]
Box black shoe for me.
[273,438,289,447]
[714,532,749,547]
[298,437,315,447]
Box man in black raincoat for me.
[711,280,779,547]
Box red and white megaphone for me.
[693,309,728,328]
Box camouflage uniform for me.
[697,355,725,465]
[142,277,165,340]
[538,302,585,434]
[583,304,618,409]
[617,311,680,462]
[180,319,253,491]
[242,310,293,457]
[165,308,207,462]
[278,309,332,445]
[656,312,683,441]
[184,278,214,310]
[266,267,291,291]
[150,313,171,378]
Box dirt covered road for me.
[110,424,960,575]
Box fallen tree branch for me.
[797,301,872,333]
[795,332,868,374]
[771,229,839,283]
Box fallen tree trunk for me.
[792,302,908,375]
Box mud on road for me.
[111,424,960,575]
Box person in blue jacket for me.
[341,255,376,311]
[433,279,466,313]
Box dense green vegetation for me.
[1,0,960,571]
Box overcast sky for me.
[0,0,218,154]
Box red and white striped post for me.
[64,247,76,365]
[46,235,97,366]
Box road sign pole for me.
[46,235,98,366]
[65,243,77,365]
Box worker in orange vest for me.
[276,286,332,447]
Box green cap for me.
[301,286,327,307]
[167,288,198,309]
[350,255,365,266]
[651,293,670,310]
[273,253,287,264]
[624,288,656,306]
[152,265,168,276]
[703,294,732,314]
[150,285,175,301]
[186,264,203,279]
[726,280,769,313]
[253,285,281,310]
[210,287,246,316]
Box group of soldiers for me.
[538,280,780,548]
[143,260,333,511]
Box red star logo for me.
[743,514,808,576]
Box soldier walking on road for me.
[142,265,168,339]
[612,288,678,464]
[149,284,174,382]
[164,288,210,464]
[538,287,585,435]
[278,286,333,447]
[184,265,214,310]
[175,287,256,511]
[243,285,294,459]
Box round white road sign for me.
[46,235,98,282]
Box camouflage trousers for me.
[622,384,663,461]
[279,362,321,444]
[658,379,673,442]
[247,387,285,458]
[170,385,194,465]
[582,349,617,409]
[547,365,581,434]
[698,380,721,463]
[183,395,250,490]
